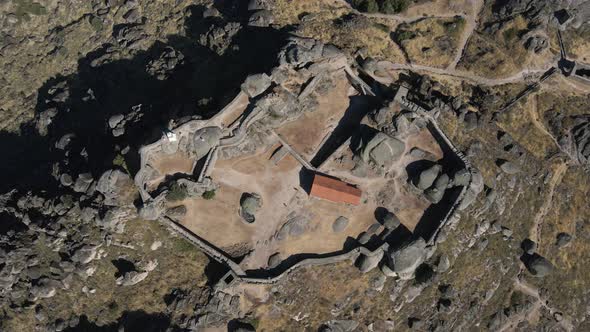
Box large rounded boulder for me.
[388,238,427,280]
[240,193,262,223]
[413,164,442,190]
[193,126,222,160]
[360,132,405,169]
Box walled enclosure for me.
[133,37,477,286]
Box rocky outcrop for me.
[381,211,401,230]
[424,173,449,204]
[458,168,483,210]
[319,320,359,332]
[199,22,241,55]
[388,238,427,280]
[166,205,187,222]
[571,118,590,165]
[241,74,272,98]
[96,169,134,206]
[248,10,274,27]
[146,47,185,80]
[268,253,281,269]
[193,127,223,160]
[278,37,345,69]
[356,250,384,273]
[332,216,349,233]
[523,33,549,53]
[359,132,405,170]
[116,260,158,286]
[240,193,262,223]
[497,159,521,174]
[523,254,554,277]
[413,164,442,190]
[248,0,271,11]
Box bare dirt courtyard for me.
[151,72,447,272]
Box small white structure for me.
[165,131,177,142]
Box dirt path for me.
[336,0,559,88]
[560,75,590,93]
[448,0,484,70]
[363,12,465,23]
[527,95,561,148]
[335,0,469,23]
[504,277,575,332]
[369,61,550,86]
[529,162,568,245]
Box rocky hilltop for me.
[0,0,589,331]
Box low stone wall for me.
[396,94,474,245]
[211,243,390,289]
[135,91,250,201]
[160,216,245,275]
[141,65,476,287]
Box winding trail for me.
[527,94,561,148]
[368,61,550,86]
[506,277,575,332]
[334,0,465,23]
[529,162,568,246]
[448,0,484,70]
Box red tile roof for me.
[310,173,362,205]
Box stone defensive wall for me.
[234,243,389,285]
[134,48,478,287]
[135,91,248,201]
[395,87,475,246]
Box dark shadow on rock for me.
[64,311,176,332]
[298,167,314,195]
[0,11,291,199]
[0,212,29,236]
[342,236,358,251]
[373,206,390,224]
[111,258,136,278]
[411,122,467,241]
[383,223,413,250]
[204,254,231,286]
[164,288,185,307]
[413,186,462,241]
[405,159,437,184]
[414,263,435,284]
[310,95,376,168]
[227,319,256,332]
[212,0,251,19]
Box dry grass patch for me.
[298,13,406,63]
[495,96,559,159]
[273,0,349,26]
[561,25,590,62]
[254,261,379,331]
[394,16,466,68]
[527,166,590,320]
[458,16,531,78]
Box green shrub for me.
[502,27,518,42]
[395,30,415,42]
[112,154,129,173]
[202,190,216,200]
[15,0,47,20]
[174,238,195,252]
[352,0,379,13]
[89,16,104,31]
[380,0,410,14]
[166,183,188,202]
[443,17,466,37]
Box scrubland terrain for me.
[0,0,590,331]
